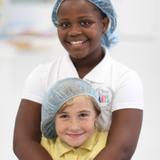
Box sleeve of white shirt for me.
[22,64,46,104]
[112,70,144,111]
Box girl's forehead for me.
[59,96,95,112]
[57,0,100,16]
[59,0,94,7]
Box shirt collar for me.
[58,53,79,80]
[58,48,111,83]
[79,129,99,150]
[56,138,73,157]
[84,48,111,83]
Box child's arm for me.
[13,99,53,160]
[94,109,143,160]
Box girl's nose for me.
[68,24,82,37]
[69,118,80,131]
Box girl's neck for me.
[70,48,105,78]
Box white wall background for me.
[0,0,160,159]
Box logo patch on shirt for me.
[97,87,112,106]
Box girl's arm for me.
[94,108,143,160]
[13,99,53,160]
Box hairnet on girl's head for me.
[41,78,101,138]
[52,0,118,48]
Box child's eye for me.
[79,112,89,118]
[80,20,92,27]
[57,22,71,29]
[59,114,69,119]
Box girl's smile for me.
[65,132,86,140]
[65,39,89,51]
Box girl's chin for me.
[68,50,89,59]
[70,54,87,60]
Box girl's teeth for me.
[70,41,83,45]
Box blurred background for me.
[0,0,160,159]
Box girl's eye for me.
[57,22,71,29]
[79,112,89,118]
[59,114,69,119]
[80,20,92,27]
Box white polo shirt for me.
[22,49,144,130]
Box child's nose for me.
[69,118,80,130]
[68,24,82,36]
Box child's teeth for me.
[71,41,83,45]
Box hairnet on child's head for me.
[52,0,118,48]
[41,78,101,138]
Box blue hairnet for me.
[52,0,118,48]
[41,78,100,138]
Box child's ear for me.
[102,17,109,33]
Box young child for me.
[41,78,108,160]
[13,0,144,160]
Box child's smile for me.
[65,39,89,52]
[65,131,87,143]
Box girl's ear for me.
[102,17,109,34]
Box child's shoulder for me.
[109,55,138,78]
[104,52,141,86]
[34,53,66,72]
[104,49,136,77]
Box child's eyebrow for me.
[57,111,68,114]
[79,110,91,113]
[78,16,96,19]
[57,18,69,22]
[58,16,96,22]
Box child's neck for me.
[71,50,105,78]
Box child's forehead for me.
[60,96,94,111]
[59,0,97,8]
[57,0,101,16]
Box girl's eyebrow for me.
[57,111,68,115]
[78,16,96,20]
[58,15,95,21]
[79,110,91,113]
[57,18,68,21]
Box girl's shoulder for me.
[31,53,65,74]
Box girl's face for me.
[55,96,98,148]
[57,0,108,60]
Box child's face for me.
[55,96,98,148]
[57,0,108,60]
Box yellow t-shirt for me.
[41,130,107,160]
